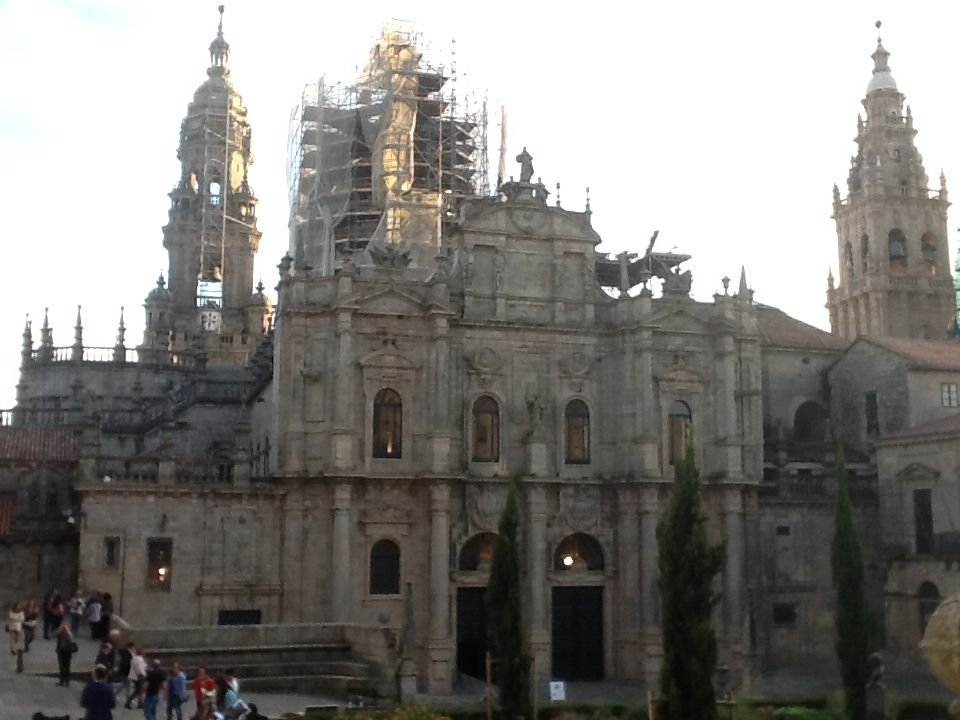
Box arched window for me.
[793,401,828,444]
[471,396,500,462]
[564,400,590,464]
[918,581,941,636]
[369,539,400,595]
[668,400,692,466]
[888,228,907,264]
[554,533,604,571]
[921,232,937,268]
[860,234,870,273]
[459,532,498,571]
[372,388,402,459]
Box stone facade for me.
[6,16,960,697]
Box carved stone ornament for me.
[558,485,601,532]
[466,484,507,534]
[466,347,503,388]
[559,351,592,377]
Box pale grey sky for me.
[1,0,957,406]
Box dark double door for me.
[551,586,604,681]
[456,587,489,679]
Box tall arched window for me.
[373,388,402,459]
[369,539,400,595]
[888,228,907,268]
[564,400,590,464]
[472,395,500,462]
[921,232,937,269]
[918,581,941,636]
[554,533,604,571]
[860,234,870,273]
[793,401,828,444]
[668,400,692,466]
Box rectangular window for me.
[775,525,791,537]
[864,392,879,436]
[772,604,797,626]
[103,536,120,570]
[942,383,959,408]
[217,609,262,626]
[146,538,173,591]
[914,489,934,555]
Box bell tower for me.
[827,24,954,340]
[142,5,270,363]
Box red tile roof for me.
[866,337,960,371]
[756,306,848,352]
[0,427,81,463]
[877,412,960,443]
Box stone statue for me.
[516,147,534,183]
[525,393,544,434]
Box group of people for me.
[82,631,265,720]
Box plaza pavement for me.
[2,631,344,719]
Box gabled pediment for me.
[647,307,712,333]
[352,287,429,317]
[359,343,419,371]
[895,462,941,483]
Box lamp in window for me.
[373,388,402,459]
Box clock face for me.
[200,309,222,332]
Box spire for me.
[867,21,897,94]
[20,314,32,368]
[38,307,53,363]
[114,307,127,362]
[737,266,749,299]
[827,267,835,290]
[72,304,84,361]
[209,5,230,71]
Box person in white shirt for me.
[125,644,146,709]
[7,602,24,655]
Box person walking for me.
[22,599,39,651]
[6,601,24,655]
[69,592,86,635]
[54,620,77,687]
[100,592,114,639]
[114,639,133,698]
[125,645,146,710]
[142,658,166,720]
[86,595,103,640]
[191,667,215,720]
[41,588,56,639]
[81,663,116,720]
[49,592,65,637]
[166,662,188,720]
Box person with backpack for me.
[166,662,189,720]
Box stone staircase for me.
[128,623,397,699]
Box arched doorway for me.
[551,533,604,681]
[456,533,497,679]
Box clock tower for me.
[140,6,271,364]
[827,26,954,340]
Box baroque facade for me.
[3,16,959,695]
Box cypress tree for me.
[486,480,531,720]
[657,449,726,720]
[831,444,870,720]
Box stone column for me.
[527,485,550,674]
[638,331,660,476]
[616,486,641,680]
[331,483,352,621]
[720,334,743,480]
[431,319,451,473]
[724,488,745,643]
[427,481,453,692]
[333,310,355,470]
[281,484,305,622]
[639,485,662,688]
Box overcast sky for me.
[0,0,957,406]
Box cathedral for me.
[3,12,960,697]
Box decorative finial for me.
[555,182,561,207]
[738,266,749,299]
[875,19,882,42]
[209,5,230,69]
[157,273,166,290]
[585,186,591,214]
[42,307,50,330]
[116,306,126,349]
[256,279,265,294]
[721,276,730,295]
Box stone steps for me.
[146,642,353,666]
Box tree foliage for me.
[831,444,871,720]
[486,480,530,720]
[657,450,726,720]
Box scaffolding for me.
[287,25,487,274]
